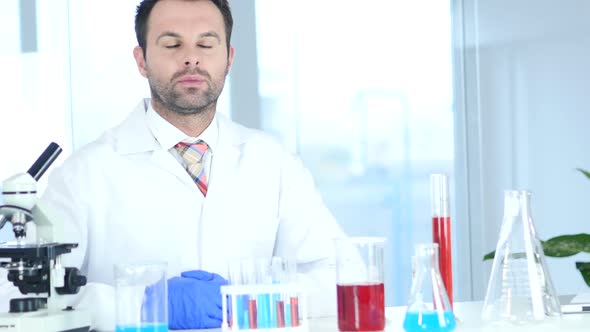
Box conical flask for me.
[482,190,561,323]
[403,243,456,332]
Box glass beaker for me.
[482,190,561,323]
[114,262,169,332]
[335,237,385,332]
[403,243,455,332]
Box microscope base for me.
[0,308,90,332]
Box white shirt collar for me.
[146,101,218,154]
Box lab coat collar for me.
[113,98,252,155]
[114,99,157,155]
[202,108,253,197]
[146,101,219,155]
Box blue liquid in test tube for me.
[242,295,250,329]
[236,295,245,329]
[257,293,270,328]
[285,301,292,327]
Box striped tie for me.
[174,140,209,196]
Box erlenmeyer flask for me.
[403,243,456,332]
[482,190,561,324]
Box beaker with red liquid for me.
[335,237,386,331]
[431,173,453,307]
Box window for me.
[0,0,72,192]
[255,0,456,305]
[0,0,71,239]
[2,1,459,304]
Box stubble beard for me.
[148,71,226,116]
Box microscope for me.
[0,143,90,332]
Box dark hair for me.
[135,0,233,57]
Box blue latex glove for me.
[168,270,228,330]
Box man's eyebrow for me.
[200,31,221,42]
[155,31,221,43]
[156,31,181,43]
[156,31,180,43]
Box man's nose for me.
[184,59,200,66]
[183,51,200,67]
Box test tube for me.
[271,257,284,328]
[241,259,257,329]
[285,257,299,327]
[227,259,243,329]
[290,297,299,327]
[431,173,453,307]
[248,299,258,329]
[276,299,285,328]
[255,258,271,329]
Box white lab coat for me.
[0,100,347,331]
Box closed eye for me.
[165,44,180,49]
[198,44,213,49]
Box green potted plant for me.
[483,168,590,287]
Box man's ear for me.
[133,46,148,78]
[226,46,235,74]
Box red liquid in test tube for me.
[276,300,285,328]
[248,298,258,328]
[290,296,299,326]
[431,173,453,307]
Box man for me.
[1,0,346,330]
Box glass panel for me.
[0,1,20,54]
[0,1,71,185]
[461,0,590,299]
[255,0,455,305]
[0,0,71,240]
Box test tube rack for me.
[221,283,308,332]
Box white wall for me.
[457,0,590,299]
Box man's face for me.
[134,0,234,115]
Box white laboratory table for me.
[191,301,590,332]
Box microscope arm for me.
[0,215,6,232]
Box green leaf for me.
[576,262,590,287]
[543,234,590,257]
[483,251,495,261]
[576,168,590,181]
[483,234,590,260]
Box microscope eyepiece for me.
[27,142,62,181]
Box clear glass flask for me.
[482,190,561,324]
[403,243,456,332]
